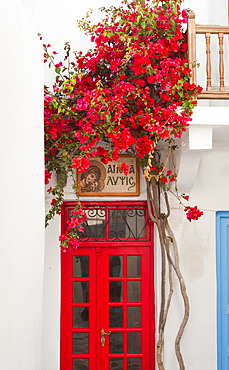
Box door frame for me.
[216,211,229,370]
[60,201,155,369]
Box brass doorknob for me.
[101,328,111,347]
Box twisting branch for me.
[164,190,190,369]
[147,179,190,370]
[165,219,190,370]
[147,179,166,369]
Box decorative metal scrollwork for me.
[86,208,106,218]
[70,205,149,242]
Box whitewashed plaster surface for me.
[0,1,44,369]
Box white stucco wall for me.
[0,1,44,369]
[42,213,60,370]
[160,148,229,369]
[154,200,217,369]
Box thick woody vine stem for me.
[147,179,190,370]
[165,220,189,369]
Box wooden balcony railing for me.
[188,12,229,99]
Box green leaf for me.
[141,21,146,29]
[106,114,111,123]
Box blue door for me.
[216,212,229,369]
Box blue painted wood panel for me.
[217,212,229,370]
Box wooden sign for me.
[77,155,140,196]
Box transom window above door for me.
[66,202,151,242]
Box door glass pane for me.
[110,332,123,353]
[128,332,141,353]
[127,307,141,328]
[110,358,123,370]
[109,208,146,239]
[73,256,89,277]
[73,307,89,328]
[110,307,123,328]
[127,281,141,302]
[126,208,146,239]
[110,256,123,277]
[82,208,106,238]
[127,256,141,277]
[109,209,129,239]
[73,358,88,370]
[73,282,89,303]
[72,333,88,354]
[110,281,123,302]
[128,358,141,370]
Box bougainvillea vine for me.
[43,1,203,368]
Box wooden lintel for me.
[196,25,229,34]
[198,91,229,99]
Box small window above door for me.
[66,202,151,242]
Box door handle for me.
[101,328,111,347]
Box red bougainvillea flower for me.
[72,157,91,172]
[50,198,57,206]
[45,170,52,184]
[67,237,79,249]
[160,177,168,183]
[44,95,53,103]
[185,206,203,222]
[60,236,79,253]
[72,210,88,221]
[59,234,68,242]
[117,162,130,176]
[60,237,79,253]
[55,62,63,67]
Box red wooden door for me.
[61,202,155,370]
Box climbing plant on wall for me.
[43,0,203,368]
